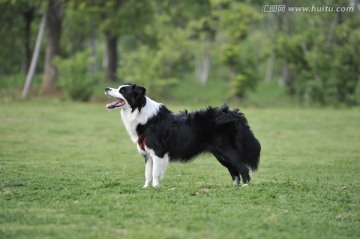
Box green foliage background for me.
[0,0,359,105]
[55,51,97,101]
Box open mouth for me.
[106,98,125,109]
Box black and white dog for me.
[105,83,261,188]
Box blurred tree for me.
[0,3,23,74]
[42,0,64,94]
[62,1,98,72]
[212,0,262,98]
[22,5,36,72]
[119,0,192,97]
[100,0,123,82]
[278,0,291,89]
[119,0,215,96]
[120,0,262,99]
[67,0,153,82]
[55,51,96,101]
[275,0,360,106]
[0,0,43,74]
[183,0,214,85]
[2,0,358,105]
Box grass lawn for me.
[0,101,359,239]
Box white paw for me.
[152,181,160,188]
[242,183,249,187]
[233,176,240,186]
[142,181,150,188]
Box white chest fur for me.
[120,97,162,143]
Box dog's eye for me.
[120,88,126,93]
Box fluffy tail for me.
[242,128,261,171]
[214,104,261,171]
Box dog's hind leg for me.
[218,149,251,186]
[212,151,240,186]
[143,155,153,188]
[223,161,241,186]
[238,164,250,186]
[228,156,250,186]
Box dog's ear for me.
[133,85,146,98]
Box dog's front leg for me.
[143,155,152,188]
[159,154,169,181]
[152,154,169,188]
[152,156,161,188]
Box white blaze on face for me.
[104,86,128,110]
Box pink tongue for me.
[106,99,123,109]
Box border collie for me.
[105,83,261,188]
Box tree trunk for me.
[89,20,98,73]
[105,32,118,82]
[42,0,64,94]
[279,59,288,87]
[22,14,47,99]
[278,0,291,87]
[23,7,35,72]
[195,39,211,85]
[195,53,210,85]
[265,53,275,82]
[350,0,359,10]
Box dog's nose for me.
[105,87,111,92]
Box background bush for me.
[55,51,97,101]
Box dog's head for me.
[105,83,146,112]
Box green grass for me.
[1,101,359,239]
